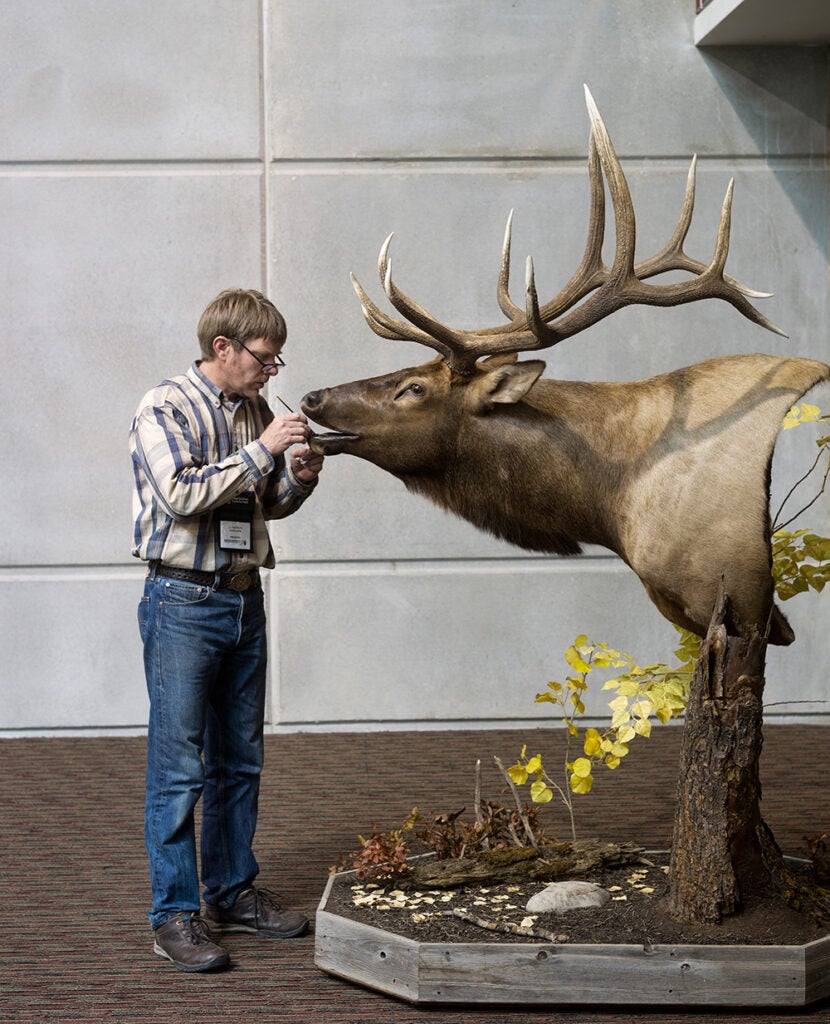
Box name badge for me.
[218,492,255,551]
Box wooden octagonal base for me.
[315,869,830,1008]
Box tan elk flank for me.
[303,88,829,645]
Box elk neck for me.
[396,382,630,558]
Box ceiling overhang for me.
[695,0,830,45]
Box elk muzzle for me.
[301,388,359,455]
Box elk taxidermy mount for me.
[303,86,829,645]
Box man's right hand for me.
[259,413,310,456]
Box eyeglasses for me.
[231,337,285,373]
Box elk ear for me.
[481,352,519,367]
[478,359,546,406]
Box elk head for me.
[302,87,828,643]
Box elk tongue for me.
[308,431,358,456]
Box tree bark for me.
[668,585,771,924]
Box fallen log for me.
[399,838,647,890]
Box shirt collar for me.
[189,361,246,410]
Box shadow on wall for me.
[699,44,828,251]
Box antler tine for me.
[526,86,787,346]
[634,155,773,300]
[376,236,500,368]
[496,209,524,320]
[349,269,457,360]
[585,86,637,285]
[352,236,496,370]
[632,177,789,336]
[531,123,610,325]
[351,86,786,367]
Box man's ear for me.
[212,335,233,362]
[474,359,546,406]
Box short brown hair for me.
[197,288,287,360]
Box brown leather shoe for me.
[203,887,309,937]
[153,912,230,972]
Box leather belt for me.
[151,563,260,593]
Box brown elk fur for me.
[303,351,829,645]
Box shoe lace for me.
[251,887,283,919]
[180,913,214,945]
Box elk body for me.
[302,89,829,645]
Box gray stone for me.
[526,881,611,914]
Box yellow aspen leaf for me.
[633,718,652,737]
[584,728,602,756]
[571,757,592,778]
[507,764,528,785]
[565,646,592,674]
[604,755,621,769]
[530,779,554,803]
[570,772,593,794]
[616,725,636,744]
[525,755,543,774]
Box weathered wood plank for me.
[417,941,810,1005]
[315,909,421,1002]
[316,867,830,1007]
[806,934,830,1005]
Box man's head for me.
[197,288,288,403]
[197,288,286,359]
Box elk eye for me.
[395,381,426,399]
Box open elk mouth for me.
[308,430,359,456]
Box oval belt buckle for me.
[228,571,254,592]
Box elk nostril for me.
[301,389,322,409]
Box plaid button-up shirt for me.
[130,362,316,572]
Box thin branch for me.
[774,457,830,532]
[474,759,490,851]
[772,447,827,530]
[764,699,829,708]
[493,756,538,850]
[442,908,569,944]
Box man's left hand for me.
[290,447,324,483]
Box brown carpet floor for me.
[0,726,828,1024]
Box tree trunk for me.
[668,585,771,924]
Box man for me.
[130,288,323,972]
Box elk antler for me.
[350,85,787,375]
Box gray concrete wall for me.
[1,0,827,735]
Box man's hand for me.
[289,446,324,483]
[259,413,309,456]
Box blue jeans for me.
[138,573,267,930]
